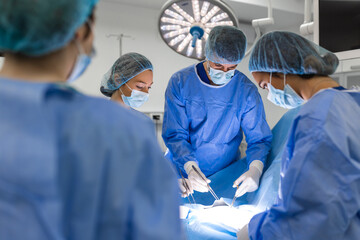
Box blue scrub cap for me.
[249,31,339,75]
[0,0,98,56]
[100,52,153,97]
[205,26,247,65]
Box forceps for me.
[191,165,219,201]
[179,169,196,205]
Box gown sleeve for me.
[248,113,360,240]
[241,86,272,166]
[162,73,197,174]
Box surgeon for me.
[0,1,182,239]
[162,26,272,198]
[100,52,153,108]
[237,31,360,239]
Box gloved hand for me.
[237,224,250,240]
[233,160,263,197]
[178,178,193,198]
[184,161,210,192]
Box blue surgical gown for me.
[0,78,182,240]
[249,88,360,240]
[162,65,272,177]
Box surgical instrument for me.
[179,169,196,205]
[230,186,239,207]
[192,165,219,201]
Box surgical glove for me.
[178,178,193,198]
[237,224,250,240]
[233,160,263,197]
[184,161,210,192]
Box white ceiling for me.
[102,0,305,29]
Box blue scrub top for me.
[249,87,360,239]
[0,78,182,240]
[162,64,272,177]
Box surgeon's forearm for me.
[166,139,196,169]
[245,140,271,166]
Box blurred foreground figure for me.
[0,1,182,239]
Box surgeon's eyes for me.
[136,85,151,90]
[214,64,223,69]
[136,84,145,89]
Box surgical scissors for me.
[191,165,219,201]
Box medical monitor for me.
[314,0,360,60]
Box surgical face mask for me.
[67,41,95,83]
[207,62,235,85]
[120,83,149,108]
[267,73,305,109]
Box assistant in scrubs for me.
[237,31,360,240]
[100,52,153,108]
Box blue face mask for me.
[267,73,305,109]
[208,62,235,85]
[120,83,149,108]
[67,41,95,83]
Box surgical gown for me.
[162,65,272,177]
[249,88,360,240]
[0,78,182,240]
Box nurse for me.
[100,52,153,108]
[162,26,272,198]
[0,1,182,239]
[238,31,360,239]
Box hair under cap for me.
[249,31,339,75]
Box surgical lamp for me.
[158,0,239,60]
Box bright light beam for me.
[172,3,195,23]
[201,6,220,24]
[164,27,190,38]
[169,34,186,46]
[178,34,193,52]
[165,9,184,21]
[200,1,210,17]
[192,0,201,22]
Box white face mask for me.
[267,73,305,109]
[67,41,95,83]
[120,83,149,108]
[207,62,235,85]
[67,21,95,83]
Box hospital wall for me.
[71,0,290,130]
[0,1,291,144]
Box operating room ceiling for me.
[103,0,305,29]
